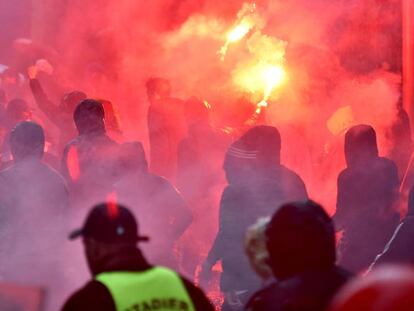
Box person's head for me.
[345,124,378,167]
[118,142,148,174]
[245,217,272,280]
[330,266,414,311]
[9,121,45,162]
[61,91,87,113]
[73,99,105,135]
[6,98,31,125]
[224,126,281,184]
[145,78,171,102]
[266,200,336,280]
[97,99,122,133]
[69,203,149,275]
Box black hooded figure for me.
[334,124,400,273]
[370,185,414,268]
[247,201,351,311]
[201,126,307,310]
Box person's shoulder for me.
[377,156,398,172]
[61,280,115,311]
[178,276,214,311]
[246,282,282,311]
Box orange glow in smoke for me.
[219,18,254,60]
[67,145,80,181]
[106,191,119,219]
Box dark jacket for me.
[206,126,308,292]
[334,125,399,272]
[62,132,119,205]
[116,172,192,268]
[370,187,414,268]
[61,248,213,311]
[246,267,350,311]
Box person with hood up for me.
[115,141,192,269]
[0,121,68,311]
[62,99,119,206]
[370,184,414,269]
[201,126,307,310]
[334,124,400,273]
[247,200,351,311]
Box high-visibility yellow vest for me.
[96,267,196,311]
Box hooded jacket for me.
[206,126,307,292]
[334,125,399,272]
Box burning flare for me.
[218,3,258,60]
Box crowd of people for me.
[0,64,413,311]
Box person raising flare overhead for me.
[201,126,307,310]
[61,203,213,311]
[334,124,400,273]
[247,201,351,311]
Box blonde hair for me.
[245,217,272,280]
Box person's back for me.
[334,125,399,272]
[62,99,119,205]
[62,203,212,311]
[146,78,186,180]
[115,142,192,268]
[203,126,307,307]
[0,121,68,311]
[247,201,351,311]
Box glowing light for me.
[67,145,80,181]
[106,191,119,219]
[219,18,254,60]
[227,21,253,43]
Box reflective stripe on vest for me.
[96,267,196,311]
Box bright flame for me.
[262,65,286,100]
[219,18,254,60]
[227,20,253,43]
[218,2,258,60]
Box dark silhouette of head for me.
[118,141,148,174]
[266,200,336,280]
[61,91,87,113]
[224,126,281,184]
[6,98,32,126]
[10,121,45,162]
[345,124,379,167]
[146,77,171,102]
[73,99,105,135]
[69,203,148,276]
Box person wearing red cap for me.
[330,266,414,311]
[61,203,213,311]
